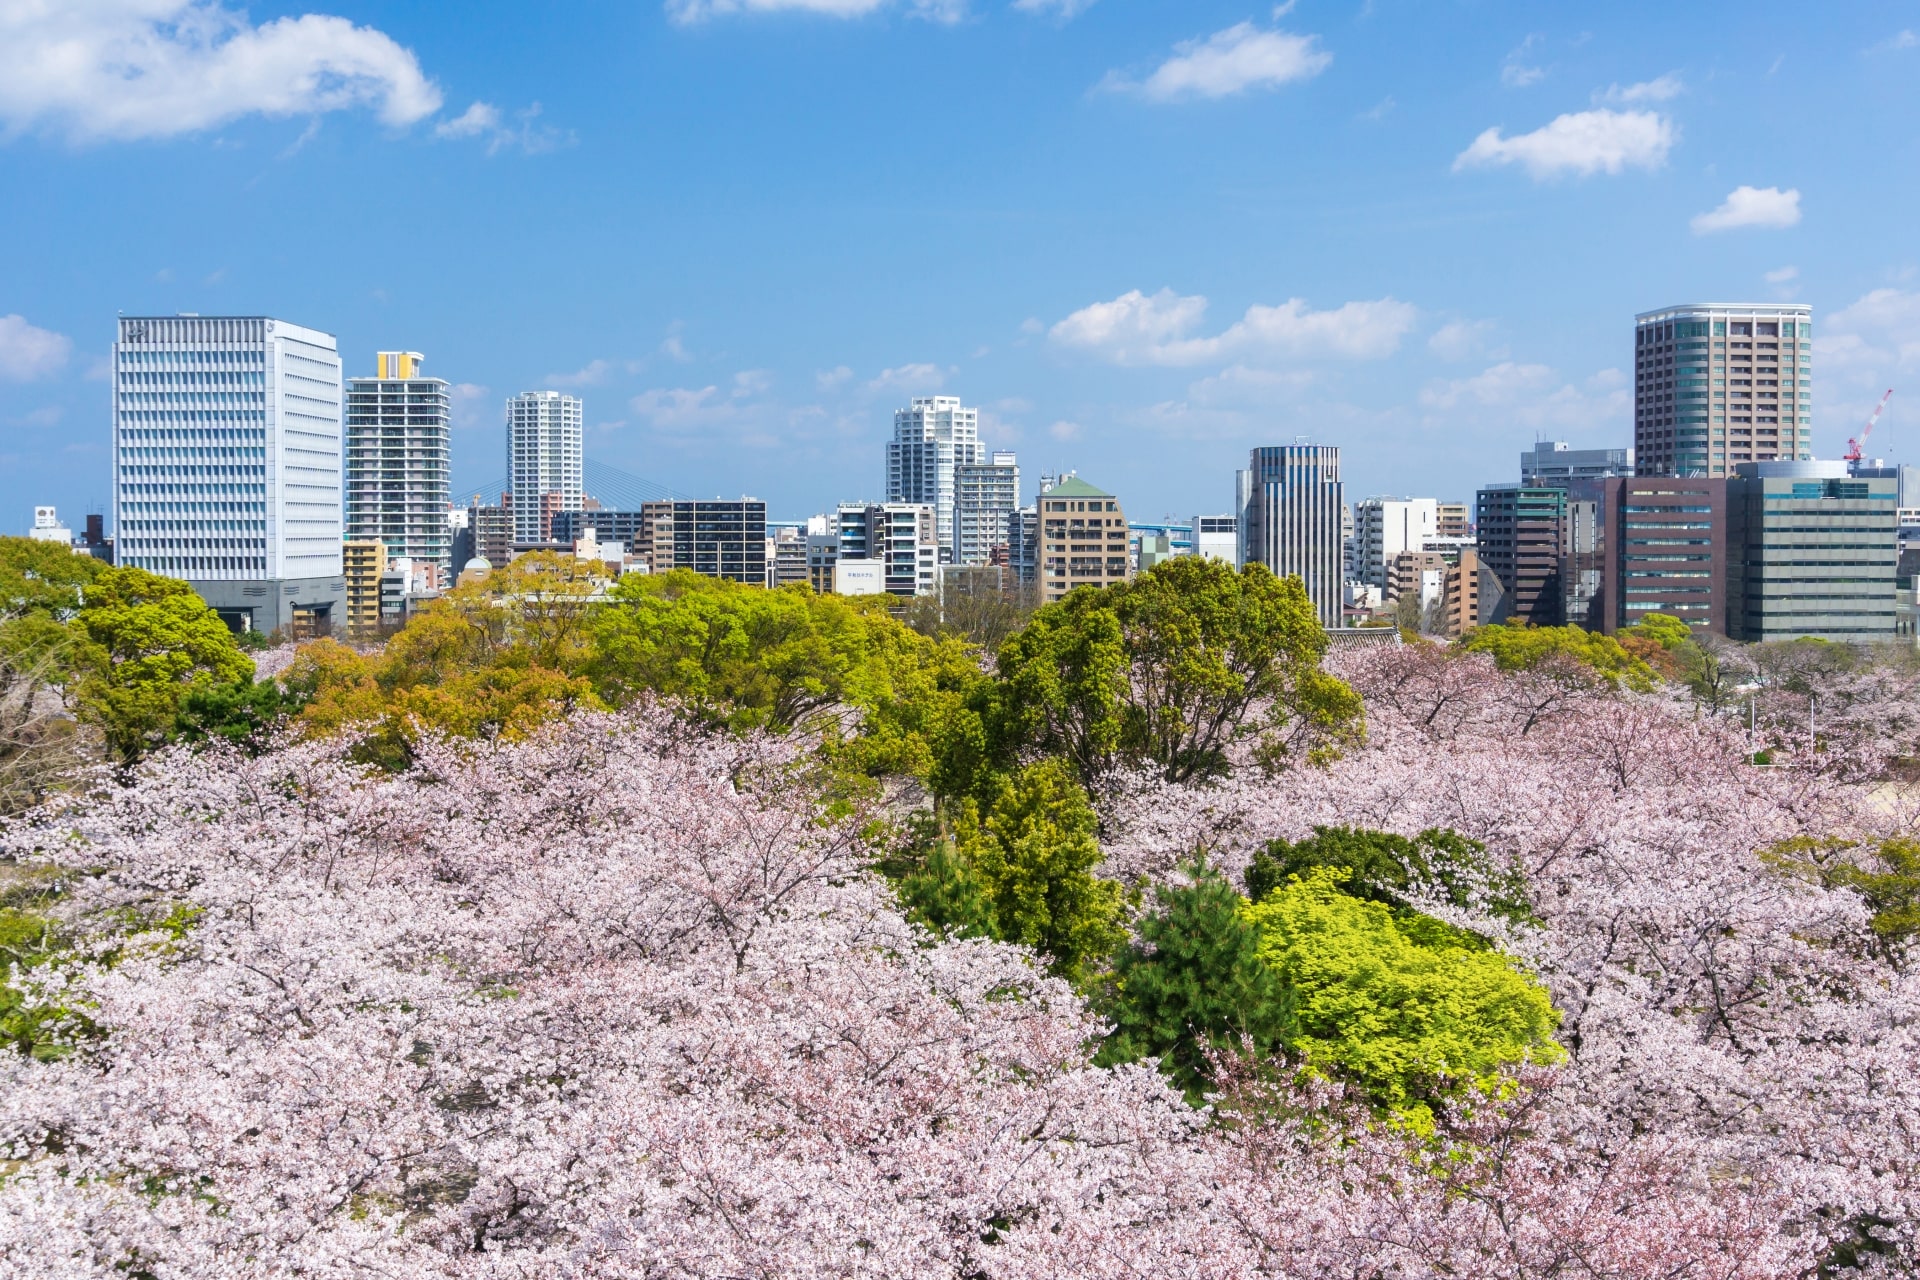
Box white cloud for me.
[1049,288,1416,366]
[1764,265,1799,284]
[0,0,442,141]
[0,315,72,381]
[1872,30,1918,52]
[815,366,855,391]
[1690,185,1801,234]
[1822,289,1920,382]
[1103,21,1331,102]
[545,359,618,387]
[1427,318,1501,362]
[1012,0,1096,16]
[1597,73,1684,104]
[1454,109,1675,179]
[1500,35,1544,88]
[435,100,569,154]
[665,0,965,23]
[448,383,492,429]
[660,325,693,363]
[1419,361,1628,434]
[1048,420,1083,441]
[866,363,950,393]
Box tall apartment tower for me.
[953,450,1020,565]
[507,391,584,543]
[112,315,345,635]
[887,396,981,555]
[345,351,451,583]
[1238,445,1344,628]
[1635,303,1813,478]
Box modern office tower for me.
[113,315,345,635]
[1595,477,1729,635]
[1522,441,1634,487]
[953,450,1020,565]
[1238,446,1343,628]
[632,499,767,584]
[1475,485,1568,626]
[507,391,584,544]
[342,540,386,636]
[1728,461,1897,641]
[345,351,451,583]
[1351,497,1439,591]
[1436,501,1471,539]
[834,502,939,596]
[1034,476,1131,604]
[886,396,981,555]
[1634,303,1813,478]
[1193,515,1238,565]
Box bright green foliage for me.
[1625,612,1692,652]
[1247,825,1537,936]
[1096,864,1298,1101]
[69,567,253,764]
[1764,836,1920,965]
[891,760,1126,986]
[1460,622,1658,692]
[590,571,965,735]
[1241,868,1564,1127]
[991,559,1363,787]
[0,536,102,620]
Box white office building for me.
[346,351,452,583]
[113,315,345,634]
[886,396,981,556]
[836,501,939,596]
[507,390,584,544]
[1193,514,1238,566]
[1351,497,1439,591]
[954,449,1020,565]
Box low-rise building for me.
[834,502,938,596]
[1035,475,1131,603]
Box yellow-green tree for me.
[1241,867,1563,1129]
[1458,621,1657,691]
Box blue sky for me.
[5,0,1920,529]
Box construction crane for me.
[1845,389,1895,463]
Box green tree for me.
[70,568,252,764]
[992,558,1363,788]
[1459,621,1658,692]
[1246,825,1536,936]
[589,571,952,734]
[890,760,1126,987]
[1096,864,1298,1101]
[1241,867,1564,1128]
[174,675,304,754]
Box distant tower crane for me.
[1845,389,1895,464]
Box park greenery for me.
[6,536,1920,1273]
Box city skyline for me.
[5,3,1920,529]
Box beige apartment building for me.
[1037,475,1131,603]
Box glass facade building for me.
[1729,461,1898,641]
[1239,446,1344,627]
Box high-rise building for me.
[1596,477,1730,635]
[886,396,981,555]
[1351,498,1439,591]
[1436,502,1471,539]
[345,351,451,583]
[1034,476,1131,604]
[113,315,345,635]
[1729,461,1897,642]
[1634,304,1813,478]
[954,450,1019,565]
[835,502,939,596]
[1006,506,1039,588]
[1521,441,1634,487]
[507,391,584,544]
[1475,485,1567,626]
[635,499,767,584]
[1238,446,1343,627]
[342,540,386,636]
